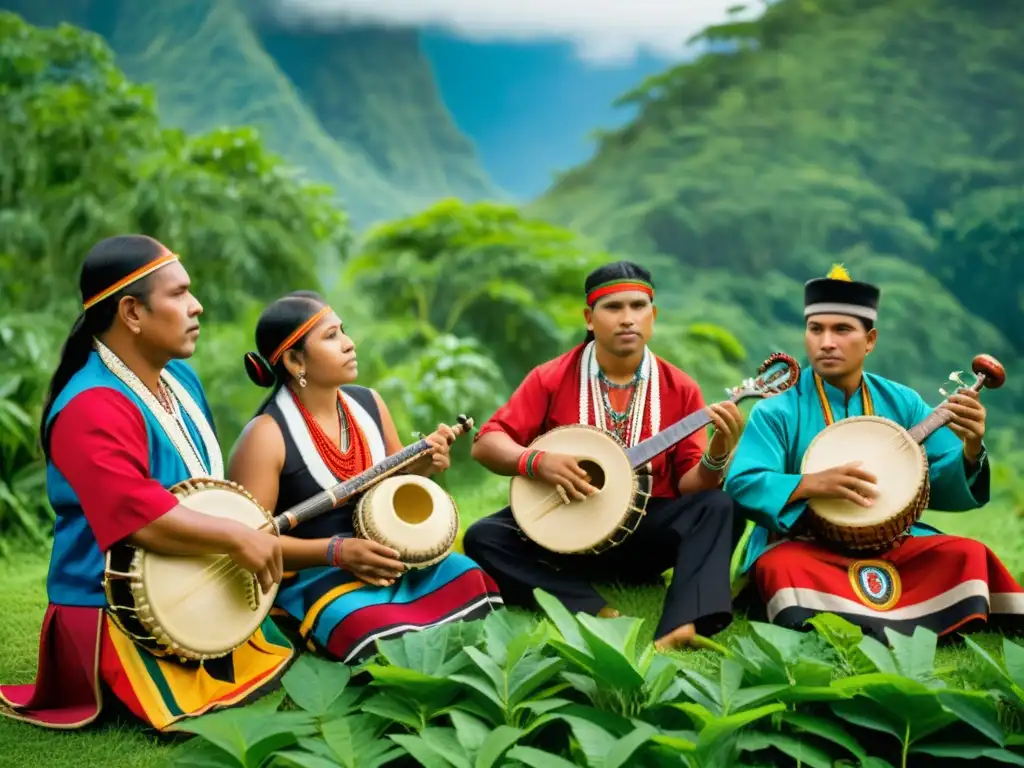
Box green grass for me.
[1,479,1021,767]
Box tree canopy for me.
[0,12,349,540]
[533,0,1024,420]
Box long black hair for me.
[583,260,655,344]
[244,290,328,417]
[40,235,168,458]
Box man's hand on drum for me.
[940,388,987,462]
[336,539,406,587]
[414,423,458,476]
[227,527,284,595]
[535,453,599,502]
[707,401,745,458]
[801,462,878,508]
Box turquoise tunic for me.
[724,370,989,575]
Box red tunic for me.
[1,388,292,731]
[0,389,176,728]
[477,343,708,499]
[52,389,180,549]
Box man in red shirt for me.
[464,261,744,649]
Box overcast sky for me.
[268,0,763,64]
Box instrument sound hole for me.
[576,460,606,490]
[394,483,434,525]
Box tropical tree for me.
[533,0,1024,400]
[344,199,607,387]
[0,11,349,320]
[0,12,352,540]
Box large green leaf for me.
[780,712,867,762]
[318,714,405,768]
[738,731,835,768]
[169,708,317,768]
[884,626,939,682]
[909,743,1024,764]
[505,746,580,768]
[281,654,354,717]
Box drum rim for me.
[801,415,928,530]
[355,475,460,565]
[510,423,640,554]
[105,477,279,661]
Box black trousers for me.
[463,489,736,639]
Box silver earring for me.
[298,371,307,388]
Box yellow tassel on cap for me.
[827,263,852,281]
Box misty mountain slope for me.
[258,25,499,206]
[1,0,502,227]
[530,0,1024,414]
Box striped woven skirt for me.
[274,553,503,663]
[756,534,1024,639]
[0,605,294,731]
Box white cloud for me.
[267,0,764,64]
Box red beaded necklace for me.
[290,389,372,480]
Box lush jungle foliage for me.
[2,4,1024,765]
[0,12,751,544]
[0,0,501,228]
[534,0,1024,419]
[168,601,1024,767]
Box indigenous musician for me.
[0,236,294,732]
[725,265,1024,639]
[463,261,742,650]
[228,292,503,665]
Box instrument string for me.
[525,486,577,521]
[159,518,277,611]
[160,420,474,612]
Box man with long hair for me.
[0,236,294,732]
[464,261,743,650]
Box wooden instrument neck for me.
[272,418,471,534]
[625,393,740,469]
[908,376,986,445]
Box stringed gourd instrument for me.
[802,354,1005,552]
[509,354,801,555]
[103,415,473,662]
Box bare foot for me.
[654,622,697,651]
[598,606,620,619]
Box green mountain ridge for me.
[531,0,1023,415]
[1,0,503,228]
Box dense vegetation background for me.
[0,1,1022,764]
[1,0,1020,551]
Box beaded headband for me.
[586,279,654,307]
[82,253,180,310]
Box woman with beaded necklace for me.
[228,291,503,665]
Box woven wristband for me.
[526,450,544,478]
[517,450,531,476]
[326,535,345,567]
[517,449,545,478]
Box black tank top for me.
[263,384,385,540]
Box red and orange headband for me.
[268,305,331,365]
[586,278,654,307]
[82,252,180,311]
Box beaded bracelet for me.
[516,449,545,478]
[326,535,346,567]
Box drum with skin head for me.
[510,424,644,554]
[104,478,279,662]
[354,474,460,569]
[801,415,930,551]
